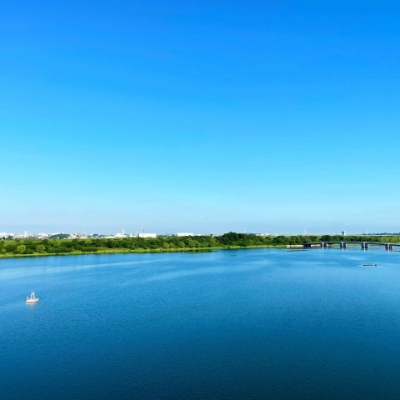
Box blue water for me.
[1,248,400,399]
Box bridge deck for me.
[303,241,400,248]
[330,242,383,245]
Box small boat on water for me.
[26,292,39,304]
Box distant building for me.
[342,231,346,236]
[138,233,157,238]
[177,233,193,237]
[114,233,127,238]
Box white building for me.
[114,233,127,238]
[138,233,157,238]
[177,233,193,237]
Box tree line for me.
[1,233,400,256]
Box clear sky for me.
[1,1,400,234]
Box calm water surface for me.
[1,248,400,399]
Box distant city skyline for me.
[2,1,400,232]
[1,227,398,239]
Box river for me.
[1,248,400,399]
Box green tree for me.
[36,245,46,253]
[16,245,26,254]
[5,243,17,253]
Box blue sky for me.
[1,0,399,234]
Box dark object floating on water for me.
[362,264,377,267]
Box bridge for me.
[303,241,400,251]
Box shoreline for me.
[0,245,285,259]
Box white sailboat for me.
[26,292,39,304]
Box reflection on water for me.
[0,257,168,280]
[1,248,400,399]
[137,261,270,283]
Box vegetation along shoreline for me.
[0,232,400,258]
[1,232,400,259]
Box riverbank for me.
[0,244,286,259]
[2,232,397,259]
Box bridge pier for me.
[340,242,347,249]
[324,242,328,249]
[385,243,391,251]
